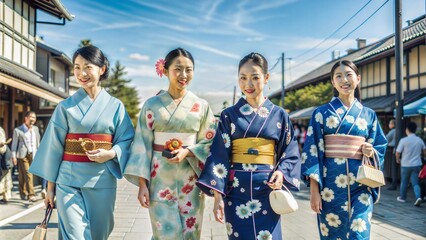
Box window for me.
[49,69,56,87]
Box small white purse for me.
[356,151,385,188]
[269,184,299,215]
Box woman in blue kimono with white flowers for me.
[30,46,135,240]
[301,60,387,239]
[197,53,301,240]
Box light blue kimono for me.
[30,88,135,240]
[301,97,387,240]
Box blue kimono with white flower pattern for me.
[301,97,387,240]
[197,98,301,240]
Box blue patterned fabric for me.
[197,98,301,239]
[301,97,387,239]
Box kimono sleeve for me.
[301,108,325,189]
[186,103,216,177]
[106,102,135,179]
[275,112,301,191]
[29,104,68,182]
[124,104,154,186]
[368,112,387,170]
[196,111,232,196]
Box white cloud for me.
[128,53,150,61]
[126,64,158,78]
[90,22,143,32]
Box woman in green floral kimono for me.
[124,48,216,240]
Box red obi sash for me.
[63,133,113,162]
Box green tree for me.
[79,39,92,47]
[103,61,140,125]
[283,82,333,112]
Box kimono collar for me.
[75,88,107,114]
[236,97,273,117]
[329,97,364,134]
[158,90,191,114]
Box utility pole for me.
[232,85,237,105]
[281,52,285,108]
[395,0,404,150]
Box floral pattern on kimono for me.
[301,97,387,240]
[124,90,216,239]
[197,98,301,240]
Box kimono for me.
[29,88,135,240]
[196,98,301,240]
[124,90,216,240]
[301,97,387,240]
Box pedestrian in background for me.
[197,52,301,239]
[0,126,12,203]
[10,111,40,202]
[124,48,216,239]
[395,122,426,206]
[29,45,135,240]
[385,119,398,190]
[302,60,387,239]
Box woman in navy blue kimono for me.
[197,53,301,239]
[301,60,387,239]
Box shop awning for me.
[394,96,426,117]
[289,106,317,120]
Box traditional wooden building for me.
[0,0,73,136]
[270,15,426,132]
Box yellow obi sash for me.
[232,138,275,165]
[324,134,365,160]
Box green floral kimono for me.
[124,90,216,240]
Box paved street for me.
[1,178,425,240]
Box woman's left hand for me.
[361,142,374,158]
[167,148,191,163]
[267,170,284,190]
[86,149,116,163]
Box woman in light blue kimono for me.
[124,48,216,240]
[301,60,387,239]
[197,53,301,240]
[30,46,135,240]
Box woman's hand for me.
[44,182,56,209]
[86,149,116,163]
[267,170,284,190]
[213,191,225,223]
[309,178,322,214]
[138,178,150,208]
[361,142,374,158]
[167,148,193,163]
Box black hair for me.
[24,111,36,118]
[72,45,110,81]
[406,122,417,133]
[330,60,361,102]
[164,48,194,70]
[238,52,268,74]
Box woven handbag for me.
[269,184,299,215]
[32,206,53,240]
[356,151,385,188]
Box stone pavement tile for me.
[123,232,152,240]
[130,219,152,233]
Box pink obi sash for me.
[324,134,365,160]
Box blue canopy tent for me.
[394,96,426,117]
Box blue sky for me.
[38,0,425,113]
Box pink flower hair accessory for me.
[155,59,166,77]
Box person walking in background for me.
[395,122,426,207]
[385,119,398,190]
[10,111,40,202]
[29,45,135,240]
[301,60,387,239]
[124,48,216,239]
[0,126,12,203]
[299,125,307,152]
[197,52,301,239]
